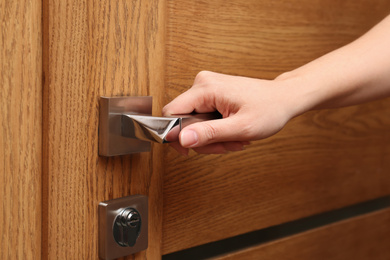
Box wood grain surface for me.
[42,0,165,259]
[163,0,390,254]
[0,0,42,259]
[214,208,390,260]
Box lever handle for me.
[99,96,221,156]
[121,112,221,144]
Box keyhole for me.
[127,212,140,228]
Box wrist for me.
[274,70,319,119]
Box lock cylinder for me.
[113,208,142,247]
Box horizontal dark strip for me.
[163,196,390,260]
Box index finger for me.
[162,86,217,116]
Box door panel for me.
[163,0,390,254]
[214,208,390,260]
[0,1,42,259]
[42,0,165,259]
[3,0,389,259]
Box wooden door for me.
[1,0,390,259]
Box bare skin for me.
[163,15,390,155]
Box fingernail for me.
[180,130,198,147]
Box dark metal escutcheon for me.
[99,195,148,260]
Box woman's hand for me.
[162,71,301,155]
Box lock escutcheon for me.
[98,195,148,259]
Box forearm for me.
[280,14,390,117]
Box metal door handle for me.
[121,112,220,144]
[99,96,221,156]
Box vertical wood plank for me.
[129,1,166,258]
[42,0,88,258]
[42,0,165,259]
[0,0,42,259]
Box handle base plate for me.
[99,96,152,156]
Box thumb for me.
[179,116,249,148]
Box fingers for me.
[166,116,252,155]
[162,88,217,116]
[169,141,250,155]
[162,72,219,116]
[179,115,252,148]
[162,71,263,155]
[165,125,180,142]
